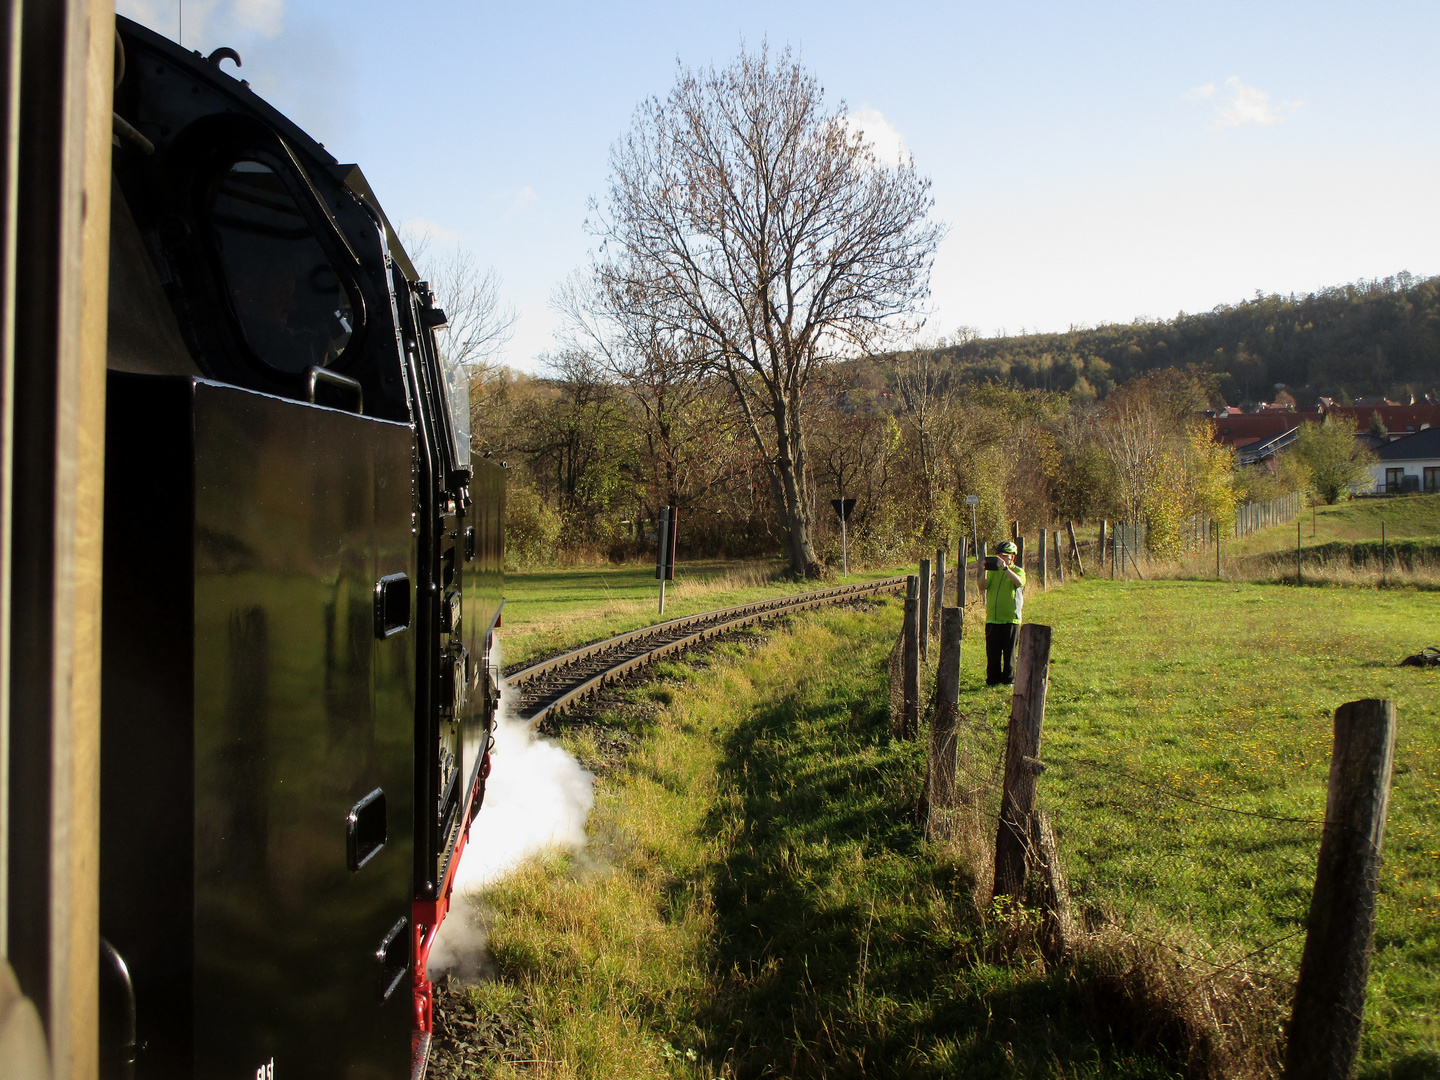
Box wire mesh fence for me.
[899,649,1323,1077]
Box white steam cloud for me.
[427,646,596,980]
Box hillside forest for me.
[468,274,1431,570]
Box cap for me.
[997,540,1018,554]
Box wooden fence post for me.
[903,580,920,740]
[958,537,968,610]
[993,623,1053,901]
[934,548,946,633]
[976,541,987,611]
[1039,528,1048,588]
[1016,534,1026,575]
[1053,528,1065,585]
[918,557,931,662]
[928,607,963,837]
[1284,699,1397,1080]
[1068,521,1084,576]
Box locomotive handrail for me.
[505,575,907,730]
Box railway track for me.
[503,576,908,729]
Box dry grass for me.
[1068,924,1290,1079]
[1113,548,1440,589]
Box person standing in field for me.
[985,540,1026,686]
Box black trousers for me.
[985,622,1018,685]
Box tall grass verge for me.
[462,611,1178,1078]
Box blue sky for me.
[117,0,1440,371]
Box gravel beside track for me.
[503,577,906,729]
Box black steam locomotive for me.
[100,17,502,1078]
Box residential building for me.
[1370,428,1440,494]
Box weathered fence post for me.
[1297,519,1303,586]
[903,578,920,740]
[1381,521,1387,586]
[1068,521,1084,576]
[1030,809,1075,957]
[958,537,968,610]
[1216,522,1222,580]
[976,541,987,609]
[993,623,1053,901]
[927,607,963,839]
[1016,534,1026,574]
[1039,527,1049,588]
[918,558,932,662]
[1053,529,1065,585]
[1284,699,1397,1080]
[933,548,946,633]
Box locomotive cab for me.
[100,18,503,1079]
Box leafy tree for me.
[591,45,943,577]
[1290,415,1377,504]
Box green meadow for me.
[464,570,1438,1078]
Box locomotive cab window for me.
[207,159,357,375]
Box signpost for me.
[656,506,678,613]
[965,494,980,551]
[832,498,856,574]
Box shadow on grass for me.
[694,674,1178,1079]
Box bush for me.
[505,482,563,567]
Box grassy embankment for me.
[499,560,905,668]
[461,573,1437,1078]
[1143,493,1440,585]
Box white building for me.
[1371,427,1440,493]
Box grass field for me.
[468,568,1438,1078]
[1226,492,1440,556]
[1021,579,1439,1076]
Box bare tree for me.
[553,273,747,522]
[591,44,944,577]
[895,346,951,529]
[402,228,517,372]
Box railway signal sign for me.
[656,506,678,613]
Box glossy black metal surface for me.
[103,16,504,1077]
[102,374,417,1079]
[461,458,506,816]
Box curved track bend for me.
[504,576,907,729]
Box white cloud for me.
[511,186,537,212]
[1200,76,1301,129]
[1184,83,1215,101]
[845,107,909,165]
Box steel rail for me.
[504,576,907,730]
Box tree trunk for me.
[773,391,821,577]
